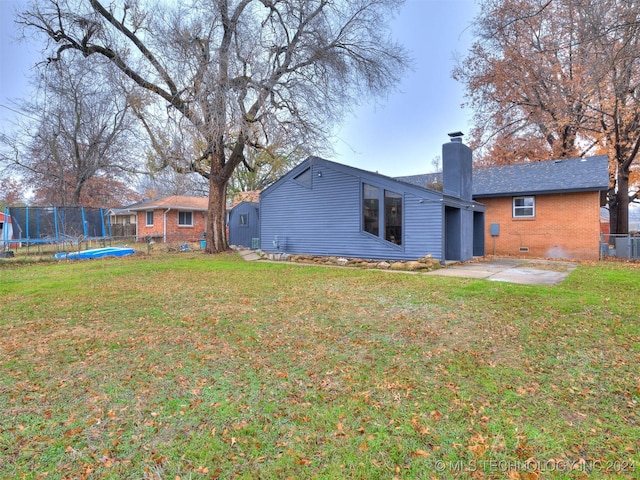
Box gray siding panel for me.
[229,202,259,248]
[403,194,443,259]
[261,163,445,261]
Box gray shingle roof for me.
[397,155,610,197]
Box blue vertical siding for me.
[260,159,446,261]
[403,193,443,259]
[229,202,259,248]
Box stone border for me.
[241,248,441,272]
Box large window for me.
[363,184,380,236]
[363,183,402,245]
[146,211,154,226]
[513,196,535,218]
[178,211,193,226]
[385,191,402,245]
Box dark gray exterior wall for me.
[442,205,475,261]
[260,158,447,261]
[473,211,485,257]
[228,201,259,248]
[442,138,473,201]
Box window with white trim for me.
[513,196,535,218]
[178,211,193,226]
[146,210,154,226]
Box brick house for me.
[127,195,208,243]
[399,155,610,260]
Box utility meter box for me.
[490,223,500,236]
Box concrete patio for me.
[426,257,577,285]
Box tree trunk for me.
[609,196,618,242]
[615,169,630,235]
[205,176,228,253]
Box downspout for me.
[164,208,171,243]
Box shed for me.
[228,201,260,248]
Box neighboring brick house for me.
[128,195,208,243]
[399,155,610,260]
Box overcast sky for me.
[0,0,480,177]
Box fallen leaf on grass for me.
[411,449,431,458]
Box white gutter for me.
[163,208,171,243]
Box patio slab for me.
[427,258,577,285]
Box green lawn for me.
[1,252,638,479]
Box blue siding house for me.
[259,135,485,262]
[228,201,260,248]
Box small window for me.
[513,196,535,218]
[178,211,193,226]
[239,214,248,226]
[294,167,312,188]
[146,211,154,226]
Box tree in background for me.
[0,176,27,209]
[136,168,209,200]
[454,0,640,233]
[30,175,141,208]
[19,0,409,253]
[228,144,304,195]
[0,57,140,207]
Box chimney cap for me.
[448,131,464,139]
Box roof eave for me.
[473,186,609,198]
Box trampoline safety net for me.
[5,206,110,244]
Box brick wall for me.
[481,191,601,260]
[136,209,207,242]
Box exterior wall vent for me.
[519,247,529,252]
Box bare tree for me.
[18,0,409,252]
[136,168,209,199]
[454,0,640,233]
[229,144,304,194]
[582,0,640,235]
[1,56,139,207]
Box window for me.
[293,167,312,188]
[239,214,248,226]
[363,183,403,245]
[363,184,380,237]
[146,211,154,226]
[513,196,535,218]
[178,211,193,226]
[385,191,402,245]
